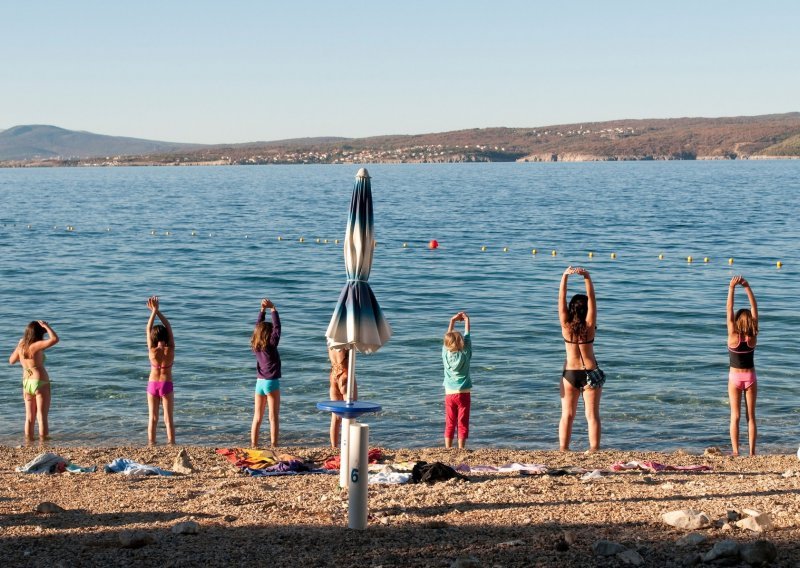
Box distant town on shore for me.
[1,113,799,167]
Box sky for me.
[3,1,799,144]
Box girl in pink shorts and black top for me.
[442,312,472,449]
[726,275,759,456]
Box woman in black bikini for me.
[558,266,604,451]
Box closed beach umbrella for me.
[326,167,392,401]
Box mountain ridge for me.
[3,113,800,165]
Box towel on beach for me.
[322,448,383,471]
[369,471,412,484]
[16,452,97,474]
[104,458,173,477]
[609,461,712,473]
[456,462,548,475]
[217,448,331,477]
[216,448,292,470]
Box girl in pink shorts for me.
[726,275,759,456]
[145,296,175,445]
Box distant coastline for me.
[2,112,800,167]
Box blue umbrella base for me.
[316,400,382,419]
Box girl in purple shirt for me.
[251,298,281,447]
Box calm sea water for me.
[1,162,799,452]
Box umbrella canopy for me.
[326,168,392,354]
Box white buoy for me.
[348,423,369,530]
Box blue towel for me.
[104,458,173,476]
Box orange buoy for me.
[429,239,439,249]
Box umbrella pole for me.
[346,347,356,403]
[339,348,356,488]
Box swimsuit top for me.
[150,362,173,369]
[728,335,755,369]
[22,353,46,375]
[564,337,594,344]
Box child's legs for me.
[161,392,175,444]
[251,394,267,447]
[744,382,757,456]
[267,390,280,447]
[147,394,160,445]
[728,380,742,455]
[456,393,471,448]
[36,387,51,439]
[23,391,37,440]
[582,386,602,451]
[559,379,580,451]
[330,380,344,448]
[444,394,458,448]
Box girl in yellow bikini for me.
[8,320,59,441]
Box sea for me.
[1,161,798,452]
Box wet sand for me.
[1,445,799,567]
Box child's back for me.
[442,312,472,449]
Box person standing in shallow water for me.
[558,266,604,452]
[251,297,281,447]
[9,320,59,441]
[727,275,759,456]
[442,311,472,449]
[328,345,355,448]
[146,296,176,445]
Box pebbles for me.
[3,445,800,567]
[35,502,64,514]
[662,509,711,530]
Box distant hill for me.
[0,125,201,161]
[2,113,800,166]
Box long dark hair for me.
[20,321,45,358]
[150,324,170,346]
[251,321,274,351]
[566,294,589,341]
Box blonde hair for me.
[444,331,464,352]
[734,308,758,337]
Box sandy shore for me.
[1,445,799,567]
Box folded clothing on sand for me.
[369,471,412,484]
[104,458,173,476]
[412,461,468,484]
[16,452,96,474]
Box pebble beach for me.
[2,445,800,567]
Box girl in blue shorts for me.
[251,297,281,447]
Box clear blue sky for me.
[3,1,799,144]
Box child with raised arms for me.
[442,311,472,449]
[251,297,281,447]
[145,296,175,444]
